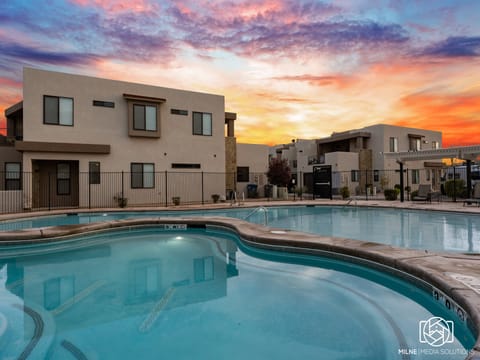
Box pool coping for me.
[0,215,480,358]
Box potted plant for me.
[172,196,181,206]
[384,189,398,201]
[340,186,350,199]
[114,194,128,208]
[211,194,220,203]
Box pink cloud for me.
[70,0,156,13]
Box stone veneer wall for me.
[225,137,237,193]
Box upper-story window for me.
[134,104,157,131]
[193,112,212,136]
[432,141,439,149]
[389,137,398,152]
[124,94,164,138]
[44,95,73,126]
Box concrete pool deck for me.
[0,199,480,358]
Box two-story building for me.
[5,68,235,209]
[272,124,443,196]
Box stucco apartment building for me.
[4,68,238,209]
[272,124,443,195]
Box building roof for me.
[383,145,480,162]
[316,130,371,145]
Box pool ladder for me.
[244,206,268,226]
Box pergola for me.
[383,145,480,201]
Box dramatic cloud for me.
[1,0,479,145]
[421,36,480,57]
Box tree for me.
[267,158,291,186]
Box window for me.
[93,100,115,108]
[193,112,212,136]
[89,162,100,184]
[409,138,421,151]
[412,169,420,184]
[124,94,164,138]
[432,141,439,149]
[194,256,214,282]
[351,170,360,182]
[171,109,188,116]
[426,169,431,181]
[237,167,250,182]
[389,137,398,152]
[57,163,71,195]
[134,104,157,131]
[5,163,21,190]
[373,170,379,182]
[44,95,73,125]
[44,276,75,311]
[171,163,201,169]
[131,163,154,188]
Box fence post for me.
[48,172,51,211]
[399,162,404,202]
[88,173,91,209]
[365,169,368,201]
[453,166,456,202]
[201,171,204,205]
[121,171,124,202]
[165,170,168,207]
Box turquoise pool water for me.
[0,227,475,359]
[1,206,479,253]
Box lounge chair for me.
[463,183,480,206]
[412,184,441,203]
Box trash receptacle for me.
[246,184,258,198]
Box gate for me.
[313,165,332,199]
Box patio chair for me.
[463,183,480,207]
[412,184,441,203]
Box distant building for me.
[271,124,443,195]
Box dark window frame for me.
[43,95,74,126]
[351,170,360,182]
[5,162,21,190]
[237,166,250,182]
[133,104,157,132]
[171,163,201,169]
[57,163,71,195]
[192,112,213,136]
[89,161,101,185]
[131,163,155,189]
[93,100,115,108]
[171,109,188,116]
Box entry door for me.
[313,165,332,199]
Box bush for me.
[444,179,466,198]
[340,186,350,199]
[411,190,418,199]
[267,158,291,186]
[384,189,398,201]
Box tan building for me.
[5,68,236,209]
[236,143,269,197]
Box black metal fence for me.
[0,165,477,214]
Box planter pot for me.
[277,187,288,200]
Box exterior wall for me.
[20,68,227,208]
[364,124,442,171]
[225,137,236,193]
[295,139,317,190]
[236,143,269,197]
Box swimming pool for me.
[1,206,479,253]
[0,226,474,359]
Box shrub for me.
[444,179,466,198]
[267,158,291,186]
[384,189,398,201]
[211,194,220,203]
[340,186,350,199]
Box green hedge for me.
[444,179,466,198]
[384,189,398,201]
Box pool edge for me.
[1,216,480,358]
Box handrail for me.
[244,206,268,226]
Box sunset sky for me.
[1,0,479,147]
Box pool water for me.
[0,227,474,359]
[1,206,479,253]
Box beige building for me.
[236,143,269,197]
[272,124,443,195]
[5,68,236,209]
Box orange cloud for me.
[391,92,480,147]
